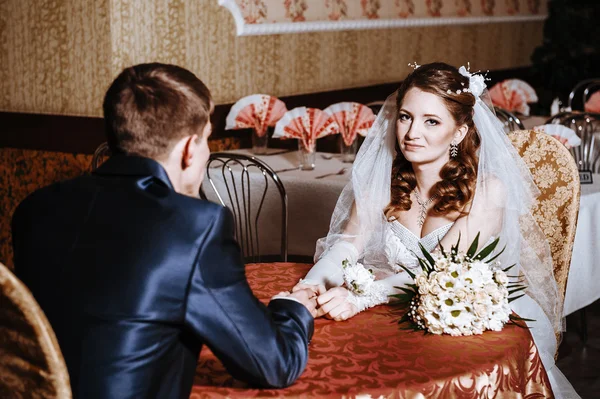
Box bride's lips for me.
[404,143,424,151]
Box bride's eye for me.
[425,119,439,126]
[398,113,411,122]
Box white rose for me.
[494,270,509,286]
[429,283,442,296]
[415,274,428,288]
[455,288,468,301]
[473,303,489,318]
[489,288,504,303]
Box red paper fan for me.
[225,94,287,137]
[489,79,538,116]
[273,107,339,151]
[324,102,376,146]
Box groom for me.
[12,63,316,399]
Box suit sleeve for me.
[183,206,314,388]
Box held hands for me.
[315,287,359,321]
[291,282,359,321]
[273,289,319,318]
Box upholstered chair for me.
[0,262,71,399]
[508,129,581,348]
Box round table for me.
[191,263,553,398]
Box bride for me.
[292,63,579,398]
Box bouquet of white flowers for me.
[393,233,530,336]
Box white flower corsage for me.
[342,259,375,295]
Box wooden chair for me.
[508,130,581,345]
[0,262,71,399]
[201,152,288,263]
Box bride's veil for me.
[314,66,564,364]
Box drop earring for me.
[450,140,458,158]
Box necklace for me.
[413,190,438,227]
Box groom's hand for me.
[316,287,359,321]
[275,289,319,317]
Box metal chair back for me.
[91,142,111,171]
[546,112,600,173]
[201,152,288,263]
[494,107,525,133]
[567,79,600,111]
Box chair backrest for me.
[494,106,525,133]
[0,262,71,399]
[545,111,600,173]
[91,142,111,171]
[567,78,600,111]
[508,130,580,303]
[200,152,288,263]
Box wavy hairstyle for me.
[384,62,481,219]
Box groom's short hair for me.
[103,63,213,160]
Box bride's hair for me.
[385,62,481,219]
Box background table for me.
[191,263,552,398]
[565,174,600,315]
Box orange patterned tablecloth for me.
[191,263,553,399]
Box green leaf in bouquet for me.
[397,286,418,296]
[508,286,527,295]
[418,242,436,269]
[466,232,481,259]
[451,231,462,259]
[509,313,535,328]
[508,293,526,303]
[397,263,417,280]
[474,237,500,261]
[389,293,413,303]
[507,283,526,289]
[418,258,433,274]
[437,237,447,258]
[503,263,517,272]
[484,244,506,264]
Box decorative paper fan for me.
[534,124,581,148]
[323,102,376,146]
[585,91,600,113]
[489,79,538,116]
[225,94,287,137]
[273,107,339,151]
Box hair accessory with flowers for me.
[457,64,488,98]
[392,233,532,336]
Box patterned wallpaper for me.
[0,0,543,117]
[225,0,546,23]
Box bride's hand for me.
[291,282,326,297]
[316,287,359,321]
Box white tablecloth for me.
[204,150,599,315]
[564,174,600,315]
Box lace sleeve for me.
[345,270,414,312]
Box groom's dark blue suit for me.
[12,155,313,399]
